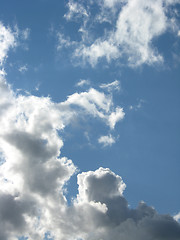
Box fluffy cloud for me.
[61,168,180,240]
[98,134,116,146]
[60,0,180,67]
[62,88,125,129]
[0,22,17,65]
[1,22,180,240]
[0,73,125,239]
[0,23,125,236]
[0,73,180,239]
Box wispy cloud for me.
[18,64,28,73]
[64,0,89,21]
[129,99,145,111]
[76,79,90,87]
[100,80,120,92]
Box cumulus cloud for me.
[63,167,180,240]
[0,72,180,239]
[0,22,18,65]
[0,73,125,239]
[60,0,180,67]
[0,31,124,236]
[98,134,116,147]
[1,21,180,240]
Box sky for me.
[0,0,180,239]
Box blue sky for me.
[0,0,180,239]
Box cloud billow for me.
[59,0,180,67]
[0,17,180,240]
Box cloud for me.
[60,0,180,67]
[62,167,180,240]
[174,212,180,222]
[18,65,28,73]
[57,33,77,50]
[129,99,145,111]
[76,79,90,87]
[100,80,120,92]
[0,63,124,239]
[98,134,116,147]
[0,75,179,240]
[0,22,18,65]
[0,21,179,240]
[64,0,88,21]
[21,28,30,40]
[62,88,125,129]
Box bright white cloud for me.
[0,63,124,238]
[0,21,180,240]
[63,88,125,129]
[61,0,180,67]
[98,134,116,147]
[0,22,17,65]
[0,73,180,239]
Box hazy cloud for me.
[18,65,28,73]
[100,80,120,92]
[76,79,90,87]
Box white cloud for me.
[21,28,30,40]
[98,134,116,147]
[103,0,126,8]
[129,99,145,111]
[100,80,120,92]
[0,22,18,65]
[174,212,180,222]
[0,66,125,238]
[76,79,90,87]
[18,65,28,73]
[57,33,77,50]
[64,0,88,21]
[0,21,180,240]
[63,88,125,129]
[62,0,180,67]
[0,74,179,239]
